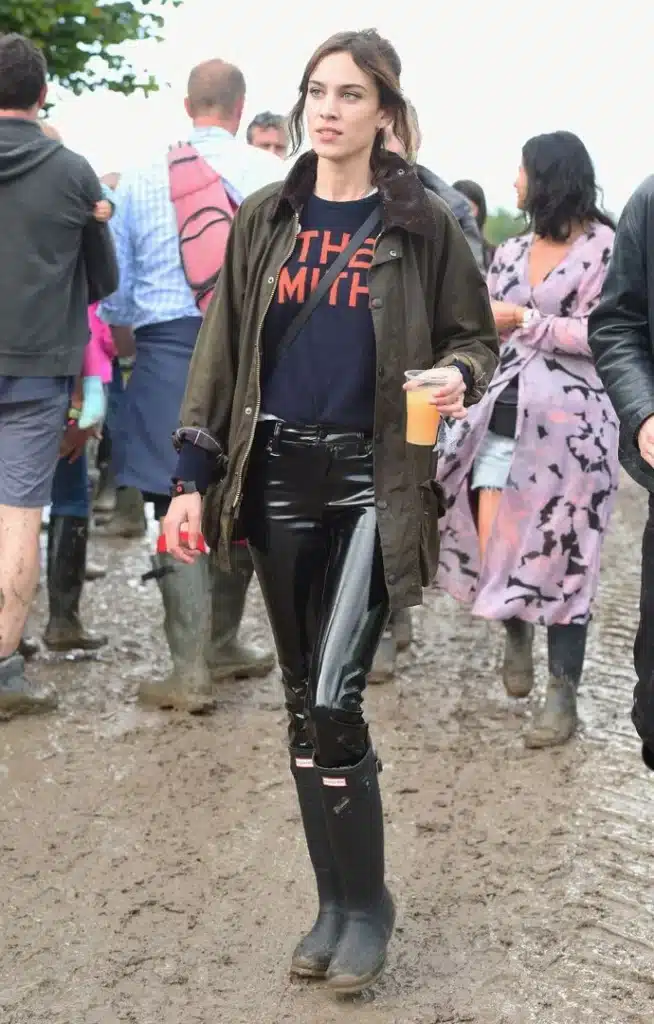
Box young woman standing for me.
[164,29,498,993]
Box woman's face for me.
[514,163,528,210]
[305,50,391,163]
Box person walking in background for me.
[163,28,497,993]
[436,131,618,748]
[374,101,485,682]
[246,111,290,159]
[0,34,117,719]
[588,172,654,771]
[100,58,282,713]
[92,170,148,538]
[43,299,114,654]
[453,179,496,271]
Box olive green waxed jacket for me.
[179,151,499,609]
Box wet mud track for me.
[2,474,654,1023]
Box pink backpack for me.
[167,142,239,315]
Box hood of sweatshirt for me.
[0,117,61,183]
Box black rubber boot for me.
[525,623,587,748]
[138,552,216,713]
[502,618,535,697]
[0,653,58,720]
[289,749,345,978]
[43,516,108,652]
[206,546,275,681]
[317,746,395,994]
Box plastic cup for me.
[404,370,447,446]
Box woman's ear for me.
[377,109,393,133]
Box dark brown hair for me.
[0,34,46,112]
[288,29,413,165]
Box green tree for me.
[486,208,526,247]
[0,1,182,97]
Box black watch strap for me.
[170,479,198,498]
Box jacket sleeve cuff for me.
[452,359,473,393]
[173,442,214,496]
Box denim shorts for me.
[0,392,69,508]
[471,430,517,490]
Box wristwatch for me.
[170,479,198,498]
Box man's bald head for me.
[185,59,246,129]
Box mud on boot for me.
[139,552,215,714]
[0,653,58,720]
[96,486,147,538]
[43,516,108,652]
[289,750,344,978]
[317,747,395,995]
[502,617,535,698]
[524,675,578,748]
[206,548,275,681]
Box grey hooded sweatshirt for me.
[0,117,118,378]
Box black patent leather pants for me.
[243,421,389,769]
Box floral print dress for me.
[435,222,619,626]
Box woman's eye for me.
[308,86,322,97]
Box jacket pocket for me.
[418,478,445,587]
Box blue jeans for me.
[51,451,89,518]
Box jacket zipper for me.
[231,213,301,514]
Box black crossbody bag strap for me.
[271,206,381,369]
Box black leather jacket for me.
[589,177,654,491]
[415,165,485,272]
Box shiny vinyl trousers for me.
[243,422,390,769]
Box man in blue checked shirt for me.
[100,59,282,713]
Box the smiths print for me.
[262,193,381,431]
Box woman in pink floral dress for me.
[436,131,619,748]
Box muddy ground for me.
[2,474,654,1024]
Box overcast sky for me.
[50,0,652,216]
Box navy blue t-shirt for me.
[261,192,381,432]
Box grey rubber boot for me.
[392,608,413,651]
[93,462,117,520]
[96,486,147,538]
[0,653,58,720]
[138,552,216,713]
[206,545,275,681]
[368,631,397,684]
[502,618,535,697]
[524,623,587,748]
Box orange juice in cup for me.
[404,370,446,446]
